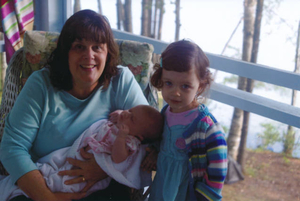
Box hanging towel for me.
[0,0,34,63]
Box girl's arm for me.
[194,123,228,201]
[111,124,130,163]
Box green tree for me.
[284,20,300,156]
[238,0,264,169]
[257,123,281,149]
[227,0,256,161]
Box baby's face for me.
[117,106,149,141]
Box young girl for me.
[149,40,228,201]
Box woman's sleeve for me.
[0,71,46,184]
[194,123,228,201]
[113,66,148,110]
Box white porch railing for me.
[1,29,299,128]
[112,29,300,128]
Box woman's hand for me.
[16,170,86,201]
[141,147,158,172]
[58,148,108,192]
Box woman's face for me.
[68,38,108,92]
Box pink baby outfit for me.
[83,120,140,155]
[0,119,151,200]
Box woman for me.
[0,10,148,200]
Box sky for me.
[79,0,300,72]
[79,0,300,156]
[79,0,300,101]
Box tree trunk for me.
[227,0,256,161]
[97,0,102,14]
[284,20,300,155]
[147,0,153,37]
[227,108,244,160]
[174,0,180,41]
[141,0,150,36]
[152,0,159,38]
[124,0,132,32]
[74,0,81,13]
[238,0,263,168]
[241,0,256,62]
[157,0,164,40]
[116,0,124,30]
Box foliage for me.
[222,75,238,85]
[222,125,229,135]
[283,128,295,156]
[222,75,266,88]
[263,0,298,46]
[245,166,256,177]
[157,91,163,110]
[222,74,290,96]
[223,45,241,59]
[283,128,300,156]
[282,155,290,164]
[263,0,283,24]
[258,122,300,156]
[257,123,281,149]
[271,85,290,96]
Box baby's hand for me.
[117,124,130,136]
[109,110,123,124]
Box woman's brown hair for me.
[48,9,119,90]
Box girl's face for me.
[161,68,201,113]
[68,38,108,92]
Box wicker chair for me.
[0,31,157,200]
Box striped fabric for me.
[183,104,228,201]
[1,0,34,63]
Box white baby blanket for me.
[0,119,151,200]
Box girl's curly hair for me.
[151,40,212,98]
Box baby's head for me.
[151,40,212,99]
[117,105,163,144]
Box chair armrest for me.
[0,48,23,141]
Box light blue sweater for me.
[0,66,148,184]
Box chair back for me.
[0,30,158,140]
[0,31,158,185]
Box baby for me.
[0,105,163,201]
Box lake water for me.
[81,0,300,158]
[210,71,300,158]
